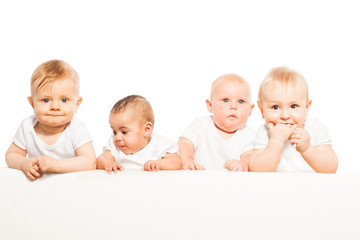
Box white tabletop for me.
[0,168,359,240]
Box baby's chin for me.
[218,123,244,133]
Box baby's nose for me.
[50,100,60,110]
[280,110,290,119]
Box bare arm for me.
[250,123,297,172]
[289,127,338,173]
[37,142,96,173]
[96,150,123,172]
[300,145,338,173]
[178,137,204,170]
[5,143,42,180]
[249,139,285,172]
[159,153,182,170]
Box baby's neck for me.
[214,124,237,139]
[34,122,68,145]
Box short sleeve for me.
[104,134,118,158]
[307,118,332,146]
[253,124,270,149]
[69,118,92,150]
[13,119,28,150]
[181,117,206,149]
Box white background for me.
[0,0,358,172]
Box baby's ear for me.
[27,97,34,109]
[143,122,153,138]
[206,99,213,113]
[75,97,83,113]
[248,103,255,116]
[257,100,264,119]
[305,99,312,115]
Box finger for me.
[143,163,149,171]
[189,164,196,170]
[267,122,274,129]
[196,164,205,170]
[30,169,42,179]
[117,164,124,171]
[26,172,37,181]
[33,164,40,172]
[183,164,189,170]
[290,124,297,132]
[155,163,160,172]
[237,166,244,171]
[105,166,112,173]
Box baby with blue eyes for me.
[178,74,256,171]
[249,67,338,173]
[5,60,96,180]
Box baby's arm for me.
[5,143,42,180]
[250,123,297,172]
[37,142,96,173]
[96,150,123,173]
[178,137,204,170]
[290,127,338,173]
[144,153,182,172]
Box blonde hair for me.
[258,67,308,102]
[111,95,155,125]
[31,60,79,95]
[210,73,251,100]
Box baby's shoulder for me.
[188,115,213,129]
[304,118,327,131]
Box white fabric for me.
[181,115,255,169]
[104,133,178,169]
[13,115,92,159]
[253,118,332,172]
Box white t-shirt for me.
[253,118,332,172]
[105,133,178,169]
[181,115,255,169]
[13,115,92,159]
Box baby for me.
[5,60,96,180]
[250,67,338,173]
[96,95,182,172]
[178,74,255,171]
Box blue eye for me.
[62,98,68,103]
[223,99,229,103]
[42,99,49,103]
[272,105,279,110]
[239,100,245,104]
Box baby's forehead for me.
[211,78,251,97]
[32,78,79,95]
[262,81,308,101]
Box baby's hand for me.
[104,159,123,173]
[224,159,247,171]
[289,127,311,153]
[182,162,205,170]
[268,123,297,144]
[37,155,58,173]
[144,160,161,172]
[21,158,42,181]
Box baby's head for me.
[258,67,312,127]
[206,74,254,134]
[109,95,154,155]
[28,60,82,128]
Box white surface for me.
[0,1,359,172]
[1,168,359,240]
